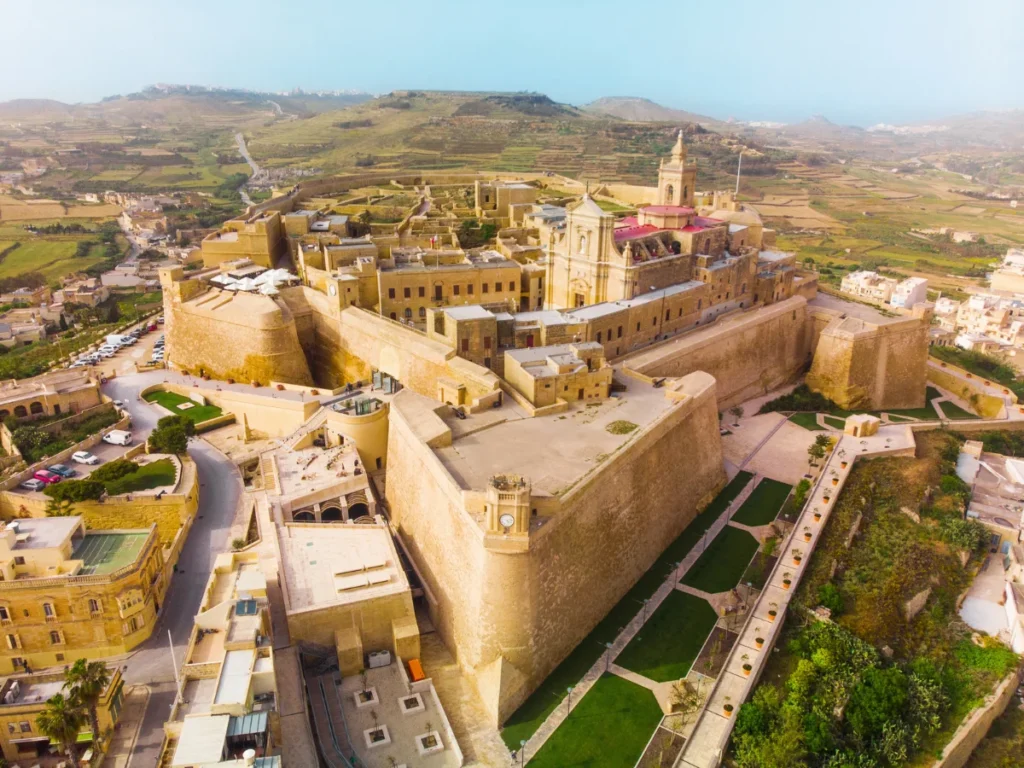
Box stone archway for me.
[348,502,370,520]
[321,505,343,522]
[293,510,315,522]
[29,402,43,415]
[13,406,27,418]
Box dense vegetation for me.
[147,414,195,455]
[731,432,1017,768]
[759,384,842,414]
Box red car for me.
[147,323,158,332]
[32,469,62,485]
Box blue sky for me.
[1,0,1021,126]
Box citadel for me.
[158,132,932,734]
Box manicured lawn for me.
[822,415,846,430]
[789,412,824,430]
[103,459,176,495]
[615,591,718,682]
[500,471,755,749]
[682,526,760,593]
[731,479,792,526]
[144,390,223,423]
[528,674,663,768]
[939,401,980,420]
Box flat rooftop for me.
[2,678,63,706]
[278,523,408,613]
[5,516,80,550]
[809,292,904,325]
[272,441,368,503]
[72,531,150,576]
[411,374,681,497]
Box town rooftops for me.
[171,714,231,767]
[3,517,81,551]
[442,305,494,321]
[72,531,151,576]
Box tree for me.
[45,497,76,517]
[730,406,745,425]
[105,302,121,324]
[148,424,189,455]
[63,659,111,752]
[157,414,196,437]
[807,442,826,467]
[36,692,86,768]
[846,666,908,739]
[43,479,105,504]
[59,314,68,332]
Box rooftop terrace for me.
[72,531,150,576]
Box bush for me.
[817,582,843,615]
[157,414,196,437]
[43,479,105,503]
[89,459,139,483]
[758,384,840,414]
[940,517,988,552]
[148,424,189,455]
[793,478,812,509]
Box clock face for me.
[499,513,516,529]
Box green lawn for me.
[500,470,754,749]
[144,390,223,423]
[731,479,793,527]
[527,674,663,768]
[0,238,107,281]
[682,526,760,593]
[822,415,846,430]
[939,400,980,420]
[789,412,824,431]
[103,458,176,495]
[615,591,718,682]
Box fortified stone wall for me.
[622,297,813,409]
[807,310,930,411]
[161,269,313,386]
[385,373,726,724]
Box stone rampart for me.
[621,297,813,409]
[931,667,1022,768]
[385,372,725,724]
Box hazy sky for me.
[1,0,1021,126]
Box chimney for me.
[243,749,256,767]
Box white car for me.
[71,451,100,465]
[96,348,116,358]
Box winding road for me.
[100,373,244,768]
[234,132,260,206]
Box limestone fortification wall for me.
[385,373,726,724]
[807,313,929,410]
[163,282,313,386]
[622,297,813,409]
[931,667,1022,768]
[927,361,1010,420]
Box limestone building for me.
[0,517,166,673]
[0,370,101,421]
[0,665,124,764]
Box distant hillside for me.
[582,96,718,125]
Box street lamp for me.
[520,739,526,766]
[566,686,574,715]
[605,641,613,672]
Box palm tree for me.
[36,692,85,768]
[64,659,111,749]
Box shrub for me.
[939,517,987,552]
[157,414,196,437]
[758,384,840,414]
[605,420,639,435]
[89,459,138,483]
[148,424,189,455]
[231,537,246,551]
[793,478,812,509]
[817,582,843,615]
[43,479,105,503]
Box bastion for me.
[384,369,726,724]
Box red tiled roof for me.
[613,224,660,241]
[681,225,704,233]
[641,205,695,215]
[617,216,639,227]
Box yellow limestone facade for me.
[156,150,935,727]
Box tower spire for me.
[671,129,686,163]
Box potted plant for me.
[830,472,839,487]
[782,572,791,590]
[792,548,802,565]
[755,634,765,649]
[813,507,822,522]
[768,602,778,622]
[276,383,285,391]
[723,696,734,717]
[822,493,831,504]
[803,526,812,542]
[741,653,752,676]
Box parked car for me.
[157,316,165,324]
[20,478,45,492]
[33,469,62,485]
[48,464,77,478]
[112,399,125,407]
[147,323,158,332]
[96,348,116,359]
[102,430,133,446]
[71,451,100,465]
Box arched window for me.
[666,184,674,201]
[404,308,412,319]
[578,233,587,254]
[29,402,43,415]
[418,307,426,318]
[682,186,688,201]
[13,406,26,418]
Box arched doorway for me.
[321,506,343,522]
[29,402,43,415]
[293,510,315,522]
[13,406,27,418]
[348,503,370,520]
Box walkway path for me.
[522,474,761,764]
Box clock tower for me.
[485,474,531,536]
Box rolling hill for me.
[582,96,718,126]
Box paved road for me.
[235,132,260,206]
[100,374,243,768]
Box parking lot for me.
[11,432,140,498]
[71,318,165,379]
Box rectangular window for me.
[597,331,602,343]
[6,635,16,650]
[509,281,516,292]
[49,630,61,645]
[13,557,24,566]
[43,603,54,618]
[388,288,396,299]
[0,607,9,621]
[461,339,469,352]
[404,287,411,299]
[636,322,640,332]
[665,310,670,321]
[434,285,443,300]
[467,284,474,295]
[19,721,30,733]
[482,283,489,294]
[484,357,491,369]
[453,285,460,296]
[652,317,657,326]
[617,326,623,339]
[88,599,100,613]
[418,286,425,298]
[483,336,491,349]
